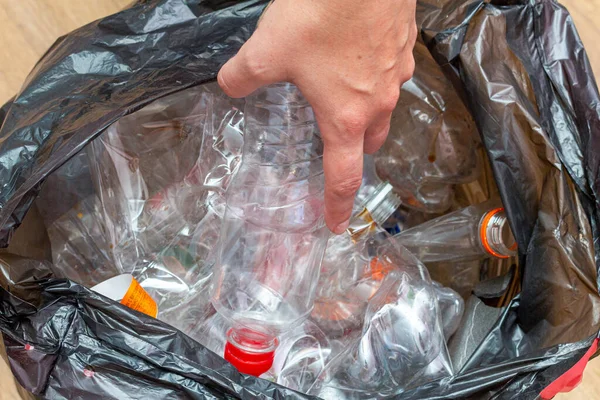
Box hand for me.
[218,0,417,234]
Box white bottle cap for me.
[364,182,402,226]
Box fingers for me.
[364,85,398,153]
[364,113,392,154]
[318,113,366,234]
[217,36,287,98]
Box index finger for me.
[318,118,365,234]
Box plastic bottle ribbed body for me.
[211,83,329,340]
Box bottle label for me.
[91,274,158,318]
[120,278,159,318]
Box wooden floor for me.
[0,0,599,398]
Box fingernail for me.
[333,219,350,235]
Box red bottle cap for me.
[224,341,275,376]
[223,328,277,377]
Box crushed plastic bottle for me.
[357,154,454,217]
[313,183,401,338]
[309,242,452,398]
[426,259,481,300]
[38,85,246,336]
[354,155,385,207]
[432,281,465,340]
[373,40,481,214]
[393,198,517,263]
[44,195,119,288]
[189,306,229,355]
[193,308,332,393]
[210,83,329,376]
[263,320,332,393]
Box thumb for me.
[217,38,286,98]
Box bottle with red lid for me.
[210,83,329,376]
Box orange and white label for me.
[91,274,158,318]
[120,277,158,318]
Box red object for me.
[540,338,599,399]
[224,341,275,376]
[83,368,95,378]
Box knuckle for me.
[410,23,418,41]
[364,128,389,154]
[402,22,418,49]
[380,89,400,114]
[373,124,391,141]
[337,108,368,137]
[400,55,416,83]
[241,48,268,80]
[330,175,363,199]
[217,71,234,97]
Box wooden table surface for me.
[0,1,599,399]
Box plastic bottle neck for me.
[355,155,383,204]
[347,182,402,240]
[479,208,517,258]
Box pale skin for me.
[218,0,418,234]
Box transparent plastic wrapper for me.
[375,40,481,213]
[394,198,517,263]
[309,240,452,398]
[211,83,330,376]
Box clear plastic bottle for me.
[432,281,464,340]
[372,39,481,214]
[354,155,384,207]
[313,182,401,338]
[210,83,329,376]
[193,310,332,394]
[393,199,517,263]
[265,319,332,393]
[348,182,402,242]
[310,247,453,398]
[356,154,454,215]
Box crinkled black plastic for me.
[0,0,270,247]
[0,0,599,398]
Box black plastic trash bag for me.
[1,0,600,398]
